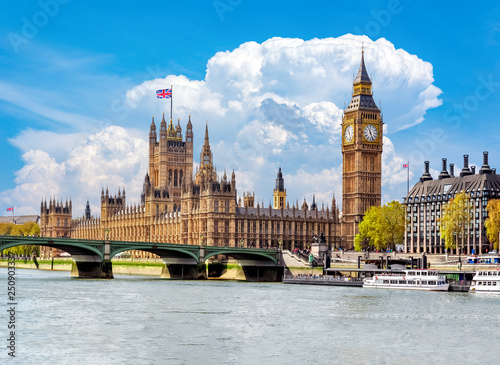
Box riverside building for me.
[403,152,500,254]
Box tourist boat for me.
[467,254,500,264]
[470,270,500,294]
[363,269,449,291]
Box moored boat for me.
[363,269,449,291]
[467,255,500,264]
[470,269,500,294]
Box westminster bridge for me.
[0,235,281,280]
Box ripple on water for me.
[4,269,500,365]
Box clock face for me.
[344,125,354,142]
[364,125,378,142]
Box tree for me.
[0,222,14,235]
[354,201,405,251]
[485,199,500,251]
[439,191,472,254]
[1,222,40,256]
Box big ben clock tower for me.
[342,49,383,248]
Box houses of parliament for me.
[40,51,383,256]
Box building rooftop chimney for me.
[471,166,476,174]
[438,158,450,180]
[449,163,455,177]
[460,154,473,177]
[479,151,492,174]
[420,161,433,182]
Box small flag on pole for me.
[156,89,172,99]
[403,163,409,168]
[6,207,13,212]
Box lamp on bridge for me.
[239,238,244,248]
[200,233,205,246]
[105,228,111,240]
[278,238,283,251]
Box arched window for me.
[174,170,178,186]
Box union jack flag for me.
[156,88,172,99]
[6,207,13,212]
[403,163,409,168]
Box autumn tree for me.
[485,199,500,251]
[1,222,40,256]
[354,201,405,251]
[439,191,472,254]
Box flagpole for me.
[407,161,410,195]
[170,85,173,121]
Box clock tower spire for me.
[341,49,383,249]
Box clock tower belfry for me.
[341,49,383,249]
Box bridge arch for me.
[204,249,278,265]
[109,245,199,264]
[0,236,103,260]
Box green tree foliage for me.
[485,199,500,251]
[1,222,40,256]
[354,201,405,251]
[439,191,472,253]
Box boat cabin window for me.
[422,281,428,285]
[421,272,427,276]
[408,271,415,275]
[399,280,407,284]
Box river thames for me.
[1,268,499,364]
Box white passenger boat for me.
[467,255,500,264]
[363,269,449,291]
[470,270,500,294]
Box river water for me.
[1,268,499,365]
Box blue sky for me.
[1,0,499,215]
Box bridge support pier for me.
[160,257,206,279]
[161,263,206,279]
[240,265,283,282]
[71,260,113,279]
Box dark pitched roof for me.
[404,173,500,203]
[354,51,372,85]
[0,215,40,224]
[345,94,380,112]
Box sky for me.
[0,1,499,216]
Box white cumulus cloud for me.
[1,126,147,215]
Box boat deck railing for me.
[284,274,364,282]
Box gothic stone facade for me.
[41,117,341,256]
